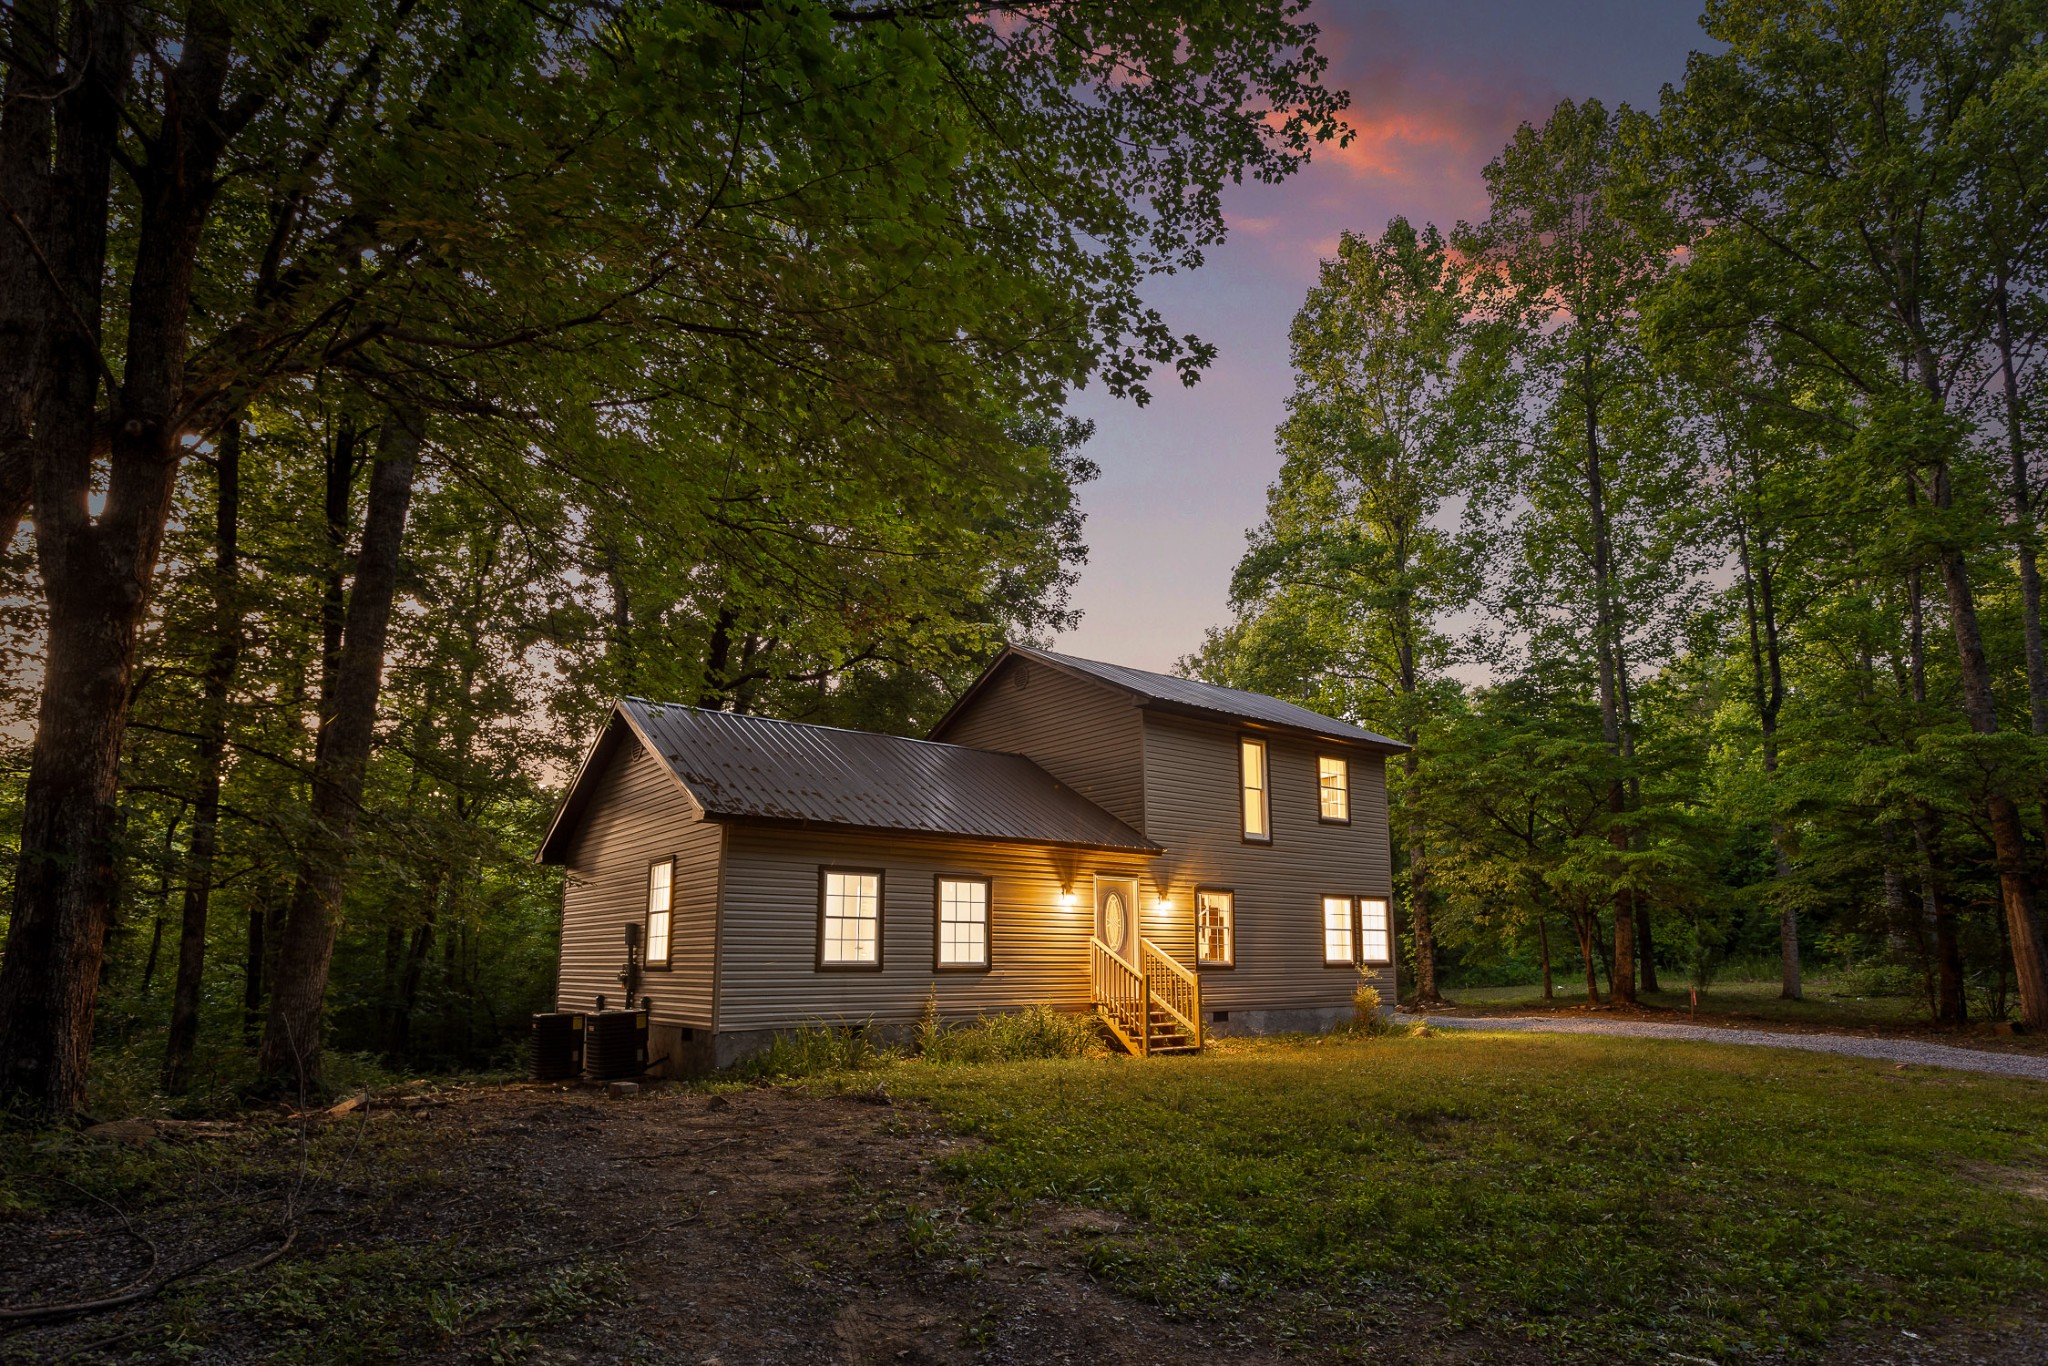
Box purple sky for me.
[1056,0,1708,671]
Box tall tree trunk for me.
[1994,274,2048,738]
[0,0,63,543]
[258,410,424,1092]
[0,0,238,1119]
[163,422,244,1091]
[1394,620,1441,1006]
[1735,510,1798,999]
[1580,366,1633,1005]
[242,898,266,1044]
[1911,814,1964,1025]
[1537,903,1553,1001]
[1931,485,2048,1029]
[1633,898,1658,995]
[1572,898,1600,1006]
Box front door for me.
[1095,875,1138,962]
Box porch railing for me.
[1090,936,1149,1056]
[1140,938,1202,1049]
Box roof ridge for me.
[619,696,1034,760]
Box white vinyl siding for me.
[821,870,882,967]
[937,877,990,969]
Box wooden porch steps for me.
[1090,935,1204,1057]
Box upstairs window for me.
[1322,895,1356,965]
[1318,756,1350,824]
[1359,896,1392,964]
[1196,888,1235,968]
[819,869,883,969]
[1240,737,1271,842]
[645,859,673,968]
[935,876,991,970]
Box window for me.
[1240,737,1270,842]
[1318,756,1350,824]
[819,869,883,969]
[645,859,673,968]
[1359,896,1391,963]
[935,876,991,970]
[1196,888,1234,968]
[1322,895,1356,965]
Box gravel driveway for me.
[1403,1012,2048,1081]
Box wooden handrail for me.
[1090,935,1149,1057]
[1139,937,1203,1048]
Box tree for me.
[0,0,1352,1116]
[1191,218,1497,1004]
[1659,0,2048,1028]
[1465,97,1699,1004]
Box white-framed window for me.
[1359,896,1391,964]
[1240,737,1270,842]
[1322,895,1356,965]
[1319,756,1350,823]
[645,859,673,968]
[819,868,883,968]
[1196,888,1235,968]
[935,876,991,970]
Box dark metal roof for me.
[941,645,1407,751]
[577,697,1160,855]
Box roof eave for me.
[703,809,1164,857]
[1137,698,1410,753]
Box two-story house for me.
[537,644,1404,1072]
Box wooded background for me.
[1,0,2044,1120]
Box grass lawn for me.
[891,1029,2048,1359]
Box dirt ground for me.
[3,1081,2044,1364]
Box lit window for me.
[1241,738,1270,841]
[646,860,673,968]
[1322,896,1355,965]
[936,877,990,970]
[820,869,882,968]
[1319,756,1350,823]
[1196,889,1234,967]
[1359,896,1391,963]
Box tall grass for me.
[916,1003,1105,1064]
[727,1024,894,1081]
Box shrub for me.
[918,1005,1106,1064]
[730,1023,894,1081]
[1353,980,1394,1035]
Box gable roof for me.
[537,697,1161,864]
[934,644,1407,751]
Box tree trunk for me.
[258,410,424,1092]
[0,0,241,1120]
[0,0,64,543]
[1538,905,1553,1001]
[1994,275,2048,738]
[163,422,244,1092]
[242,898,266,1044]
[1573,898,1600,1006]
[1633,897,1658,995]
[1579,366,1633,1006]
[1911,813,1964,1025]
[1403,749,1441,1006]
[1933,522,2048,1029]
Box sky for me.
[1054,0,1710,672]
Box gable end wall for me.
[936,656,1147,832]
[557,735,720,1028]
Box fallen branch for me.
[0,1227,298,1328]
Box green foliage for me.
[916,1005,1108,1065]
[730,1024,896,1082]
